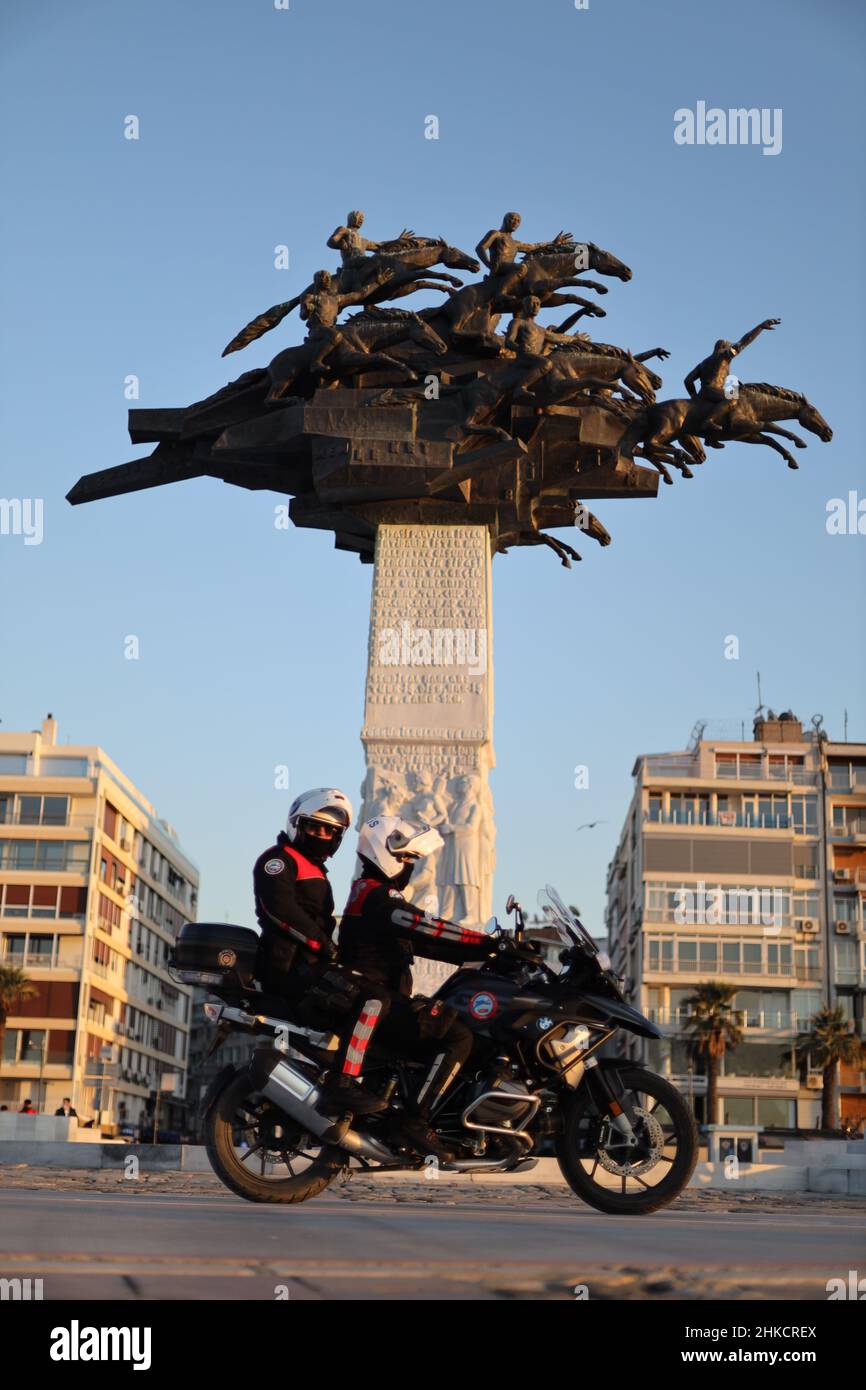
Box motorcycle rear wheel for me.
[204,1067,345,1204]
[555,1065,697,1215]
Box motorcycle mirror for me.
[505,894,517,915]
[483,916,499,936]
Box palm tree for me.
[0,964,37,1062]
[681,982,743,1127]
[795,1005,863,1131]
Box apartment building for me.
[606,712,866,1130]
[0,715,199,1133]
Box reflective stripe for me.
[341,998,383,1077]
[415,1052,447,1105]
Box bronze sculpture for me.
[67,211,832,568]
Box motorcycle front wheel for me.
[204,1067,345,1204]
[555,1065,698,1215]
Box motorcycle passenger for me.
[320,816,490,1162]
[253,786,353,1004]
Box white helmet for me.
[357,815,443,879]
[286,787,353,857]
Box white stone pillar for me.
[359,524,495,932]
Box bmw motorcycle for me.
[172,886,697,1214]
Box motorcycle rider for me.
[252,788,347,994]
[319,815,490,1161]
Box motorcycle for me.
[171,886,697,1214]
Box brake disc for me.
[595,1105,665,1177]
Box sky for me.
[1,0,864,933]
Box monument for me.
[67,210,832,926]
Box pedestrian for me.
[54,1097,78,1118]
[19,1098,37,1114]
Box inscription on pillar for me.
[360,524,495,928]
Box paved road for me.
[1,1177,864,1299]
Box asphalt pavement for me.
[0,1173,863,1299]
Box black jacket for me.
[253,833,337,973]
[338,870,488,992]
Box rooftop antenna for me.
[754,671,765,721]
[844,707,849,742]
[810,713,826,744]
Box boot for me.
[317,1075,387,1117]
[395,1113,455,1164]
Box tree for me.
[0,964,37,1061]
[795,1005,863,1131]
[681,981,743,1127]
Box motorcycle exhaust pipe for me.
[249,1049,397,1163]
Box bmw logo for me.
[537,1016,553,1031]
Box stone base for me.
[359,524,495,926]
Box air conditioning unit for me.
[835,920,852,935]
[806,1075,823,1090]
[835,868,852,882]
[797,918,818,933]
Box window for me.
[40,757,89,777]
[793,990,821,1026]
[678,940,697,970]
[793,891,820,920]
[0,755,27,773]
[757,1097,795,1128]
[1,1028,46,1064]
[699,941,718,969]
[647,937,674,971]
[0,841,88,871]
[835,938,859,983]
[767,942,792,975]
[791,795,818,835]
[834,896,859,925]
[743,942,762,972]
[723,1097,754,1125]
[795,946,820,981]
[723,1042,794,1079]
[723,942,741,973]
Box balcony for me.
[831,821,866,842]
[646,809,793,830]
[648,1006,801,1031]
[832,867,866,887]
[641,754,813,784]
[0,810,94,830]
[1,949,83,971]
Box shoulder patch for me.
[388,888,403,899]
[264,858,285,875]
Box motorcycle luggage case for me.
[171,921,260,990]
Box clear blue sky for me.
[2,0,864,932]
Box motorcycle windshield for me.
[538,885,599,956]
